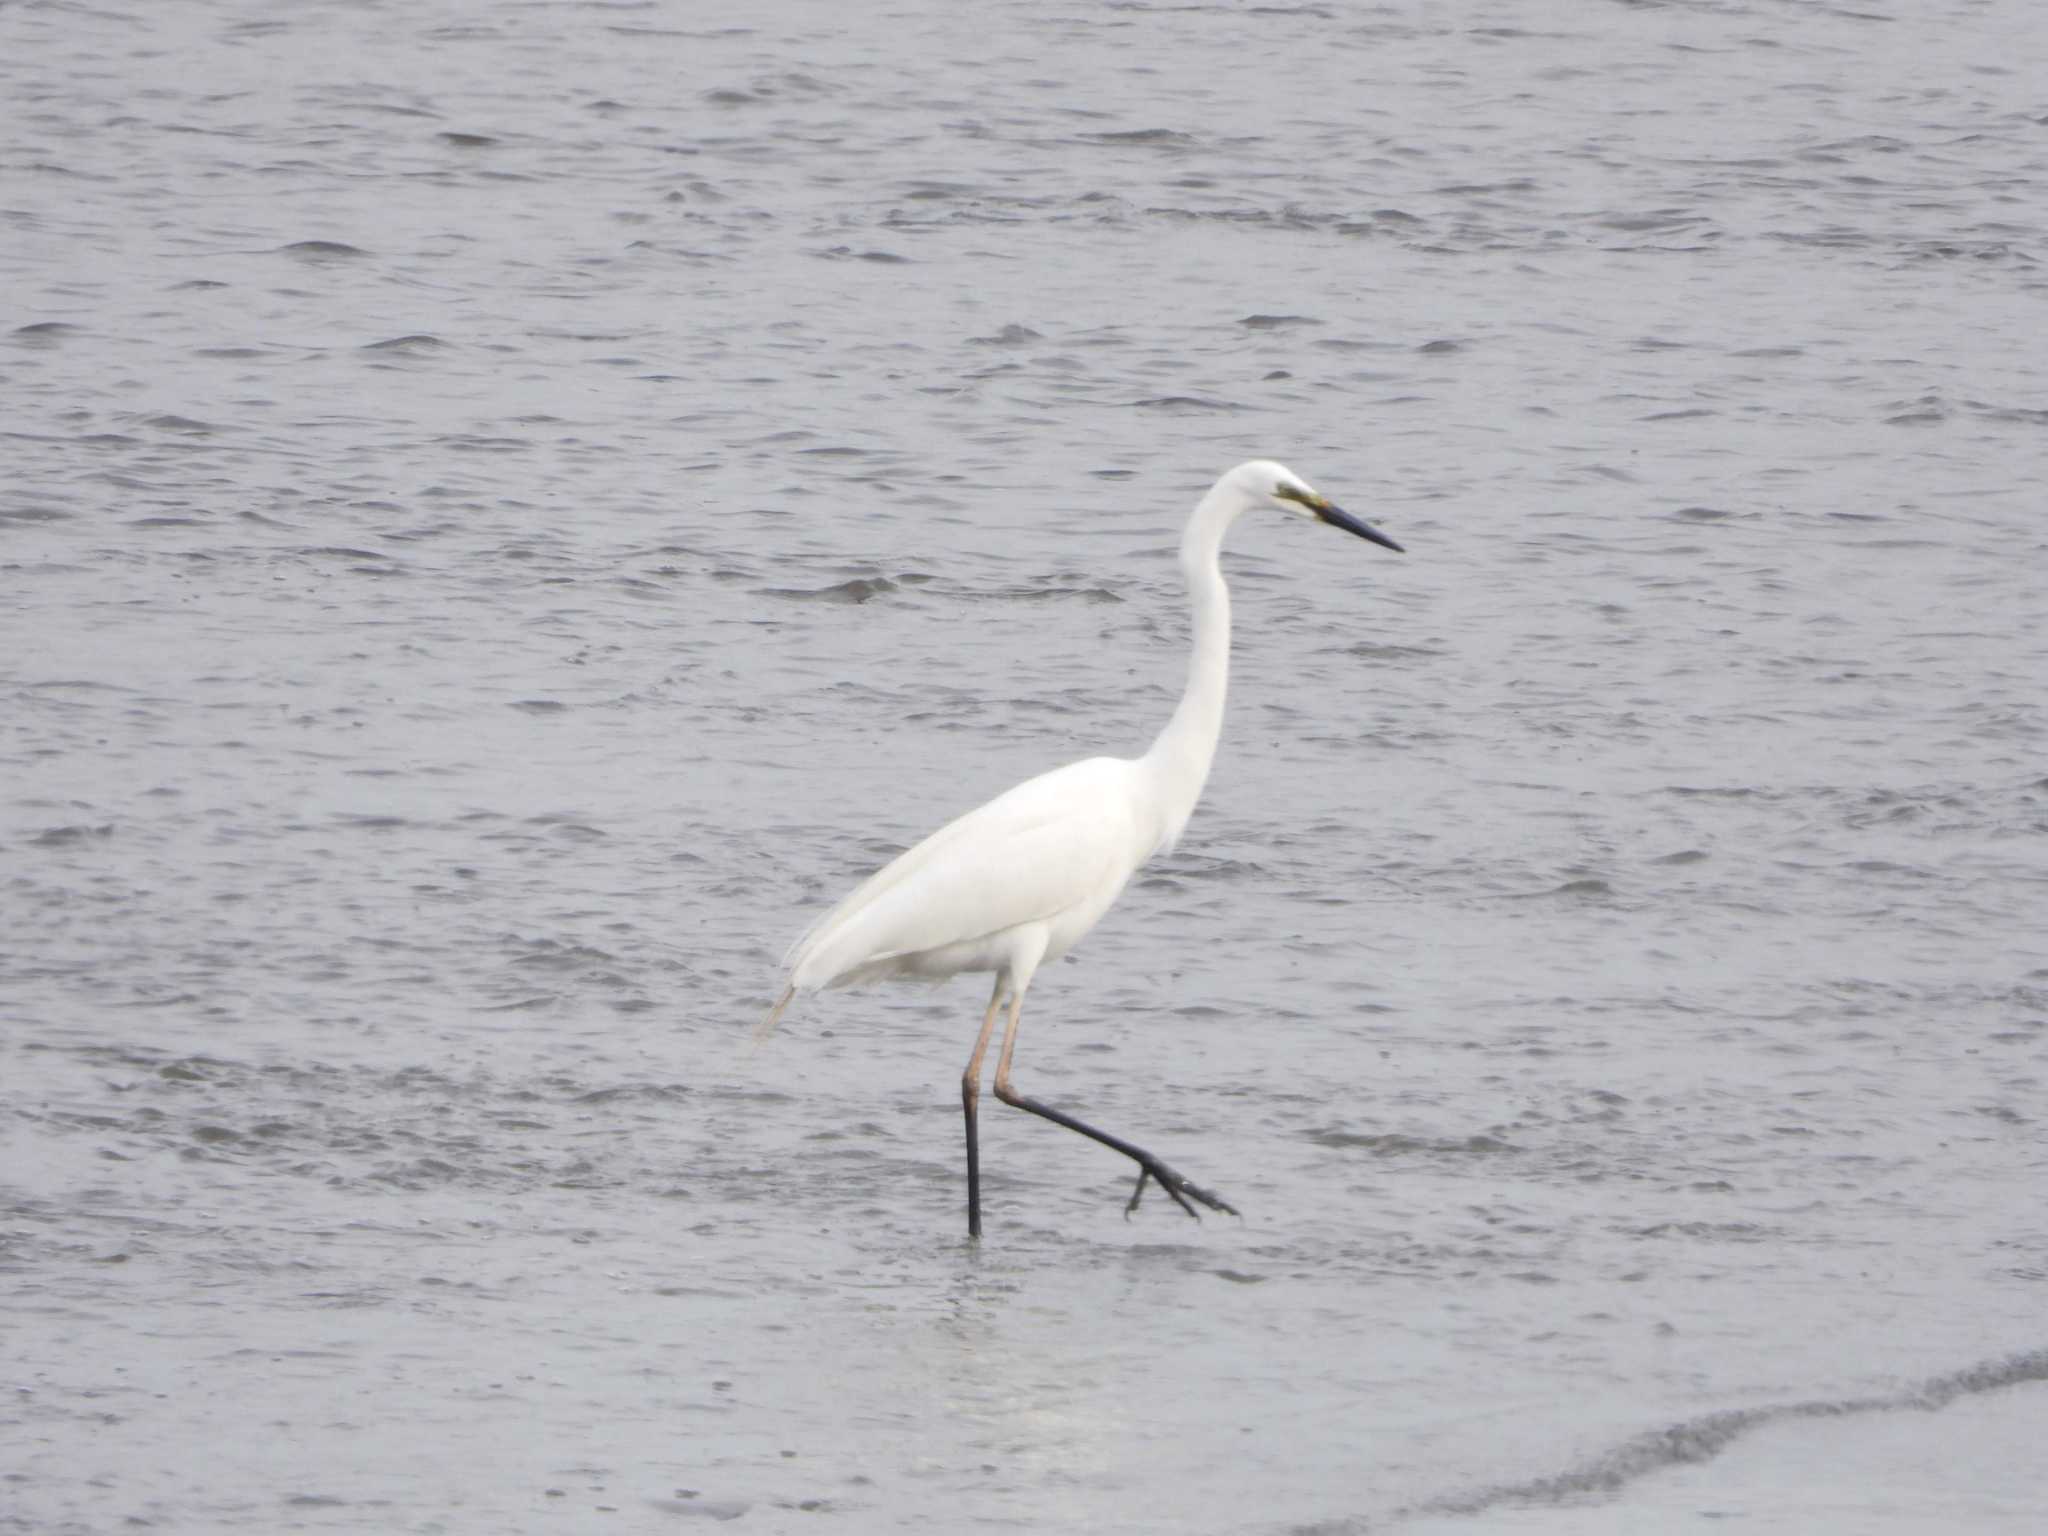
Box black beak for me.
[1316,502,1405,554]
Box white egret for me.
[760,460,1404,1237]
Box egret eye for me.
[1273,481,1338,516]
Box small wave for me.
[981,583,1122,605]
[815,246,911,264]
[969,323,1043,346]
[763,576,899,604]
[298,545,394,562]
[278,239,370,260]
[572,1083,691,1105]
[1388,1347,2048,1525]
[1080,128,1195,147]
[27,823,114,847]
[1334,641,1442,663]
[142,413,217,435]
[11,321,80,345]
[1307,1130,1514,1156]
[1510,877,1612,898]
[1130,394,1244,413]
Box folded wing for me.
[788,755,1145,991]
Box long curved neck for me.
[1140,483,1239,853]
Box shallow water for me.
[5,1,2046,1531]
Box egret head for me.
[1229,459,1405,553]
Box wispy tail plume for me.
[753,985,795,1046]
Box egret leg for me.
[991,993,1237,1222]
[960,977,1007,1240]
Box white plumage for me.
[760,460,1405,1237]
[786,755,1147,994]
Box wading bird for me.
[760,461,1404,1237]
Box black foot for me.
[1125,1160,1238,1222]
[994,1086,1240,1227]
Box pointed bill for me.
[1315,501,1405,553]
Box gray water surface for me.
[5,2,2047,1532]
